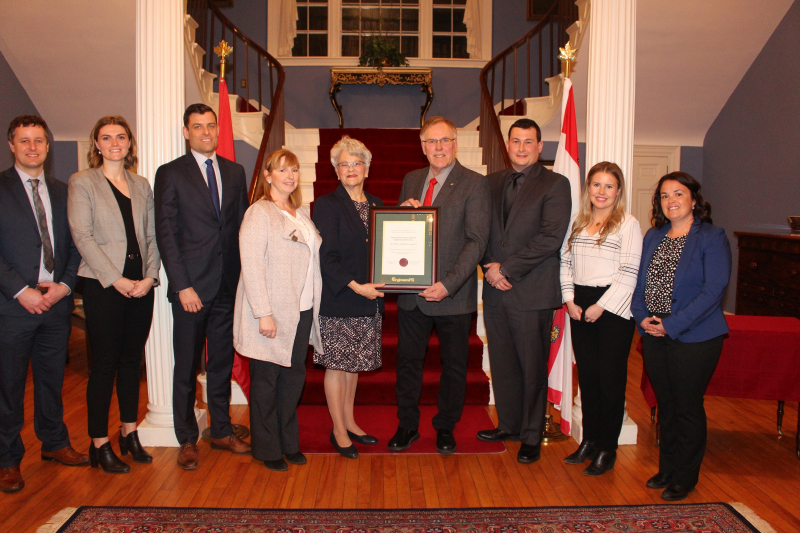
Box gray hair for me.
[330,135,372,169]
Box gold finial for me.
[214,40,234,79]
[558,41,578,78]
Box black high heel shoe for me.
[90,441,130,474]
[347,430,378,445]
[330,431,358,459]
[119,430,153,463]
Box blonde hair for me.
[330,135,372,169]
[87,116,138,171]
[419,116,457,140]
[258,149,302,208]
[566,161,627,252]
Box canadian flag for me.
[547,76,581,435]
[215,78,251,400]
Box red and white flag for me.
[215,79,251,400]
[547,76,580,435]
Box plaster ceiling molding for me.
[0,0,136,141]
[635,0,793,146]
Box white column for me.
[585,0,637,208]
[136,0,207,446]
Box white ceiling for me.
[0,0,136,141]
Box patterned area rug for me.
[49,504,766,533]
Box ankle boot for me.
[119,430,153,463]
[564,440,597,464]
[583,449,616,476]
[90,442,130,474]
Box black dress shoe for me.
[330,431,358,459]
[284,452,307,465]
[387,427,420,452]
[517,443,541,464]
[436,429,457,455]
[476,428,519,442]
[89,442,130,474]
[661,483,695,501]
[119,430,153,464]
[564,440,597,464]
[347,430,378,445]
[264,458,288,471]
[583,450,616,476]
[646,471,672,489]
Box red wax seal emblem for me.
[399,258,408,267]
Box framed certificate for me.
[369,207,438,292]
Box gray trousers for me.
[249,309,312,462]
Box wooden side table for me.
[329,67,434,128]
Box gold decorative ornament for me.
[558,41,578,79]
[214,40,234,79]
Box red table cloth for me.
[639,315,800,408]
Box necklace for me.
[347,189,365,202]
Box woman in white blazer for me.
[233,149,322,472]
[67,116,160,473]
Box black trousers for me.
[642,333,724,487]
[249,309,311,462]
[570,285,635,451]
[395,305,471,432]
[484,302,554,445]
[171,280,236,444]
[0,302,72,468]
[82,277,154,438]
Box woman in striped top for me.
[560,161,643,476]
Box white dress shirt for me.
[280,209,316,312]
[14,166,56,298]
[190,149,223,204]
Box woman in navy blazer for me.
[311,136,385,459]
[632,171,731,501]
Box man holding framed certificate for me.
[387,116,491,455]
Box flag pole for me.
[542,41,579,444]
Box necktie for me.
[28,179,55,273]
[422,177,438,207]
[205,159,221,220]
[503,172,525,225]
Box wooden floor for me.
[2,328,799,532]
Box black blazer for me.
[312,183,385,317]
[482,163,572,311]
[0,166,80,316]
[154,153,248,302]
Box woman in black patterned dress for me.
[311,136,385,459]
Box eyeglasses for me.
[337,161,366,169]
[423,137,455,147]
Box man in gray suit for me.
[388,116,490,454]
[478,118,571,463]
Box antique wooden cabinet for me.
[734,232,800,318]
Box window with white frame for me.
[270,0,492,67]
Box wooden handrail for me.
[479,0,577,174]
[187,0,286,204]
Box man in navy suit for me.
[155,104,250,469]
[0,115,87,493]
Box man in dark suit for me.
[388,116,491,454]
[154,103,250,469]
[477,118,572,463]
[0,115,87,493]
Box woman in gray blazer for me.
[233,149,322,472]
[68,116,160,473]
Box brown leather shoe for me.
[177,443,199,470]
[41,446,90,466]
[0,466,24,493]
[209,434,252,454]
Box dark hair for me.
[651,171,712,228]
[508,118,541,143]
[7,115,50,143]
[183,103,217,127]
[87,116,138,171]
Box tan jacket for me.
[234,200,323,366]
[67,167,160,287]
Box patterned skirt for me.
[313,313,382,372]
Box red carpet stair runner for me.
[300,128,490,407]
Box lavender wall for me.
[0,50,40,171]
[680,146,703,183]
[702,0,800,312]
